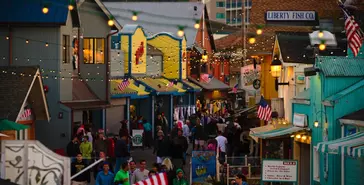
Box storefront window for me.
[62,35,70,63]
[83,38,105,64]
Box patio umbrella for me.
[0,119,29,131]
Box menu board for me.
[262,160,298,182]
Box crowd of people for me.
[66,110,252,185]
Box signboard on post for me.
[261,159,298,184]
[293,113,307,127]
[132,129,144,146]
[191,151,216,185]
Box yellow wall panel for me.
[148,34,181,79]
[182,38,187,79]
[131,28,147,74]
[121,35,129,74]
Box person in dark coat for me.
[154,130,171,163]
[67,136,80,160]
[71,153,90,184]
[171,129,188,170]
[114,135,130,173]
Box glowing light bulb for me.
[45,43,49,47]
[42,6,49,14]
[108,20,114,26]
[296,135,301,139]
[177,30,184,37]
[318,31,324,38]
[319,44,326,51]
[194,23,200,29]
[249,37,256,44]
[68,5,74,11]
[302,135,307,140]
[25,40,29,44]
[132,15,138,21]
[314,121,319,127]
[290,135,295,138]
[256,29,263,35]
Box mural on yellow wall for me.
[182,38,187,79]
[121,26,147,75]
[147,33,182,79]
[131,28,147,74]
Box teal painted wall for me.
[307,71,364,185]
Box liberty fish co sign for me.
[266,11,316,21]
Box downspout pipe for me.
[106,30,119,101]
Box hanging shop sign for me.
[262,159,298,183]
[266,11,316,21]
[293,113,307,127]
[132,129,144,146]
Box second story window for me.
[83,38,105,64]
[216,13,225,19]
[62,35,70,63]
[216,1,225,7]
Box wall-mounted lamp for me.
[271,57,289,91]
[314,110,328,128]
[202,50,208,61]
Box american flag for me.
[340,4,363,57]
[200,74,211,83]
[134,173,168,185]
[166,81,174,87]
[257,96,272,121]
[21,109,31,118]
[118,79,130,91]
[232,83,238,93]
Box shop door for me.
[300,143,310,185]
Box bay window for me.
[83,38,105,64]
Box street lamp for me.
[202,50,208,61]
[271,57,289,91]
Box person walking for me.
[114,162,130,185]
[67,136,80,161]
[194,120,207,150]
[162,158,175,185]
[154,130,171,164]
[172,169,189,185]
[130,160,149,184]
[95,162,114,185]
[94,132,108,157]
[215,131,228,164]
[143,119,153,149]
[114,135,130,173]
[79,136,92,165]
[71,153,90,185]
[171,129,188,170]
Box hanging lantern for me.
[132,11,138,21]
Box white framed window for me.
[313,146,320,182]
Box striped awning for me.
[249,124,276,142]
[316,132,364,157]
[158,79,186,93]
[250,125,306,139]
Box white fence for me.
[1,140,70,185]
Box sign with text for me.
[132,129,144,146]
[266,11,316,21]
[293,113,307,127]
[191,151,216,185]
[262,159,298,183]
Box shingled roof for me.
[0,66,49,122]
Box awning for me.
[316,132,364,157]
[339,109,364,127]
[249,124,276,142]
[158,78,186,94]
[136,77,184,95]
[250,125,306,139]
[181,79,202,92]
[188,77,230,90]
[110,79,149,99]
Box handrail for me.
[70,158,105,180]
